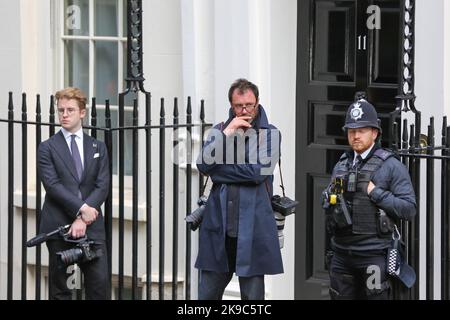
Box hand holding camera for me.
[69,217,87,239]
[27,224,102,267]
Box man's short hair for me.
[228,78,259,103]
[55,87,87,111]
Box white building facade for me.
[0,0,449,300]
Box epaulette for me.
[338,152,349,162]
[373,148,396,161]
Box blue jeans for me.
[198,236,265,300]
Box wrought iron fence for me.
[0,92,211,300]
[390,98,450,300]
[3,92,450,300]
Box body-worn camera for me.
[332,194,352,228]
[185,195,208,231]
[27,225,102,267]
[323,175,353,228]
[271,195,299,216]
[347,170,358,192]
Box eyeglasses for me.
[233,103,257,112]
[57,107,78,115]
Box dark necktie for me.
[353,154,362,169]
[71,134,83,180]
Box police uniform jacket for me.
[330,144,416,250]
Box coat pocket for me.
[199,204,221,233]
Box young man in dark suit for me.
[38,87,110,300]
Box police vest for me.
[334,148,395,235]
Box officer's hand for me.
[79,204,99,225]
[223,116,252,136]
[367,181,376,194]
[68,218,87,239]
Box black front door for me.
[295,0,402,299]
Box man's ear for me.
[80,108,87,120]
[373,128,380,140]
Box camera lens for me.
[185,205,206,231]
[56,247,84,265]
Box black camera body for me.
[271,195,298,217]
[57,236,102,267]
[185,195,208,231]
[27,225,102,267]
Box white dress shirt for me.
[60,127,84,168]
[353,142,375,167]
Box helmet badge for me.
[350,102,364,121]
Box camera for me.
[185,195,208,231]
[271,195,298,217]
[27,225,102,266]
[56,237,102,267]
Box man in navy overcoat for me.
[196,79,283,300]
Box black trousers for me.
[46,239,110,300]
[329,249,391,300]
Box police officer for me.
[322,98,416,300]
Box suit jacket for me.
[38,130,110,240]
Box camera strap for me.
[263,158,286,197]
[201,175,210,196]
[197,121,224,197]
[278,158,286,197]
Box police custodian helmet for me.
[342,99,381,131]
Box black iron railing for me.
[0,92,211,300]
[390,100,450,300]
